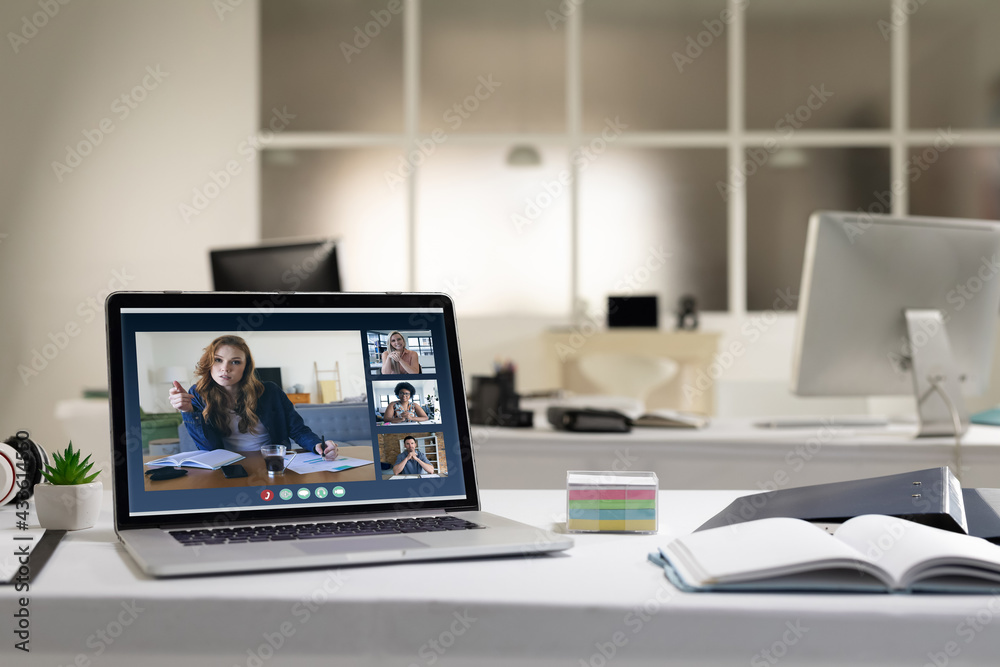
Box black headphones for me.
[0,431,50,506]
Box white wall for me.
[0,1,258,456]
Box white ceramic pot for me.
[33,481,103,530]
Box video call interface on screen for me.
[118,307,466,517]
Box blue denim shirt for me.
[393,451,432,474]
[181,381,323,452]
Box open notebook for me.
[146,449,244,470]
[650,514,1000,593]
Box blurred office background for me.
[3,0,1000,453]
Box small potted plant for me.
[33,442,103,530]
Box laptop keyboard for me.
[169,516,484,546]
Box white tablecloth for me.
[2,489,1000,666]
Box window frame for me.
[260,0,1000,316]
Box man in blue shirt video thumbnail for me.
[392,436,435,475]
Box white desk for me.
[4,490,1000,666]
[471,420,1000,490]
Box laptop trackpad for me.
[293,535,426,556]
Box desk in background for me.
[4,489,1000,666]
[471,419,1000,490]
[543,329,721,415]
[141,446,376,491]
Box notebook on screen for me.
[106,291,572,577]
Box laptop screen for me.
[112,297,472,521]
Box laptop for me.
[106,291,572,577]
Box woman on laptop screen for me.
[383,382,430,423]
[168,335,339,459]
[381,331,421,374]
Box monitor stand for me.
[904,309,969,438]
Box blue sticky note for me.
[972,408,1000,427]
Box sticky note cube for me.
[566,471,658,533]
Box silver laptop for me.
[106,291,572,577]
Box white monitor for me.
[792,211,1000,436]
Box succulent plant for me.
[41,442,100,486]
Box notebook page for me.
[835,514,1000,588]
[665,517,887,586]
[185,449,243,469]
